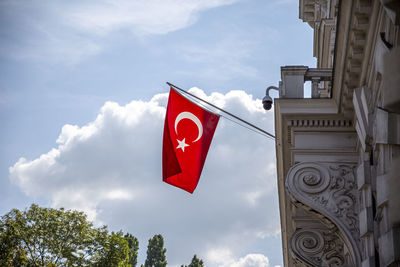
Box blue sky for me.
[0,0,315,266]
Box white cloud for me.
[67,0,241,36]
[206,247,235,265]
[206,248,271,267]
[231,254,271,267]
[0,0,241,64]
[9,88,280,265]
[10,96,166,220]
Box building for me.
[271,0,400,266]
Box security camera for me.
[263,85,279,110]
[262,95,273,110]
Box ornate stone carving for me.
[286,162,361,266]
[290,228,348,267]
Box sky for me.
[0,0,316,266]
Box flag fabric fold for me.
[162,88,220,193]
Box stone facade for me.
[273,0,400,266]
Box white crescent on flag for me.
[174,111,203,143]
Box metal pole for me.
[167,82,275,139]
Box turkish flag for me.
[162,88,220,193]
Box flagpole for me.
[166,82,275,139]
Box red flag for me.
[162,88,220,193]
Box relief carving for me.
[290,228,349,267]
[286,162,361,266]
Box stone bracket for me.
[286,162,361,266]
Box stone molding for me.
[300,0,333,27]
[287,118,352,128]
[339,0,374,114]
[285,117,354,150]
[286,162,361,266]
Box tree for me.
[188,255,204,267]
[181,255,204,267]
[124,233,139,267]
[0,204,132,267]
[144,234,167,267]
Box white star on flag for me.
[176,138,189,152]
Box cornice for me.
[274,98,338,115]
[332,0,375,115]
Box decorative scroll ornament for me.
[290,228,347,267]
[286,162,361,266]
